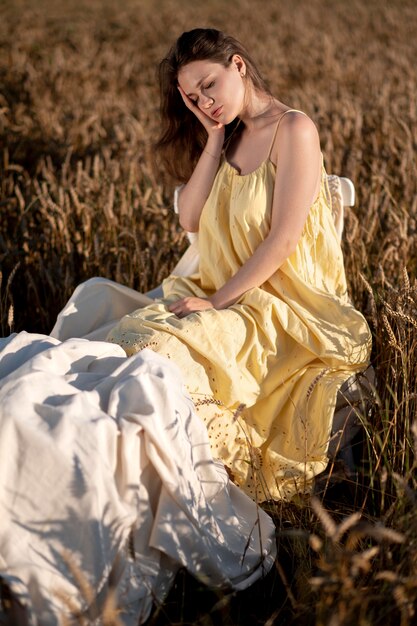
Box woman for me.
[0,28,370,624]
[106,28,372,502]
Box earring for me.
[240,71,245,77]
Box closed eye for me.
[188,80,215,105]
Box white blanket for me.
[0,279,276,625]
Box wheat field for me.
[1,0,417,624]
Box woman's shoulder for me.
[270,107,320,164]
[274,108,319,141]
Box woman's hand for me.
[177,84,225,139]
[175,85,225,232]
[168,296,214,318]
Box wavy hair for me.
[154,28,271,183]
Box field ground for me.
[1,0,417,624]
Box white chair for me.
[326,175,355,242]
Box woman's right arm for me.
[176,86,225,232]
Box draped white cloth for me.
[0,280,276,624]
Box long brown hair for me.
[154,28,271,183]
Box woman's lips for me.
[212,105,223,118]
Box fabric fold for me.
[0,331,276,625]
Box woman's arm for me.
[169,112,322,317]
[176,85,225,232]
[177,134,224,232]
[212,112,321,307]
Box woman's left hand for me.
[168,297,214,318]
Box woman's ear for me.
[231,54,246,77]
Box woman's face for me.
[177,55,246,124]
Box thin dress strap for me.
[267,109,307,158]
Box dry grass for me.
[1,0,417,624]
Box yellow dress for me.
[107,112,371,502]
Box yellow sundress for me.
[107,111,372,502]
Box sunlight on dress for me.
[107,155,372,502]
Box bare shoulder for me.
[271,110,320,162]
[280,109,318,134]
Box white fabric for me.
[0,286,277,624]
[51,276,154,341]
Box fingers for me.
[177,84,203,118]
[177,84,194,110]
[168,297,194,317]
[168,297,213,317]
[177,85,224,133]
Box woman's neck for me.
[238,89,277,132]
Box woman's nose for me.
[200,94,213,109]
